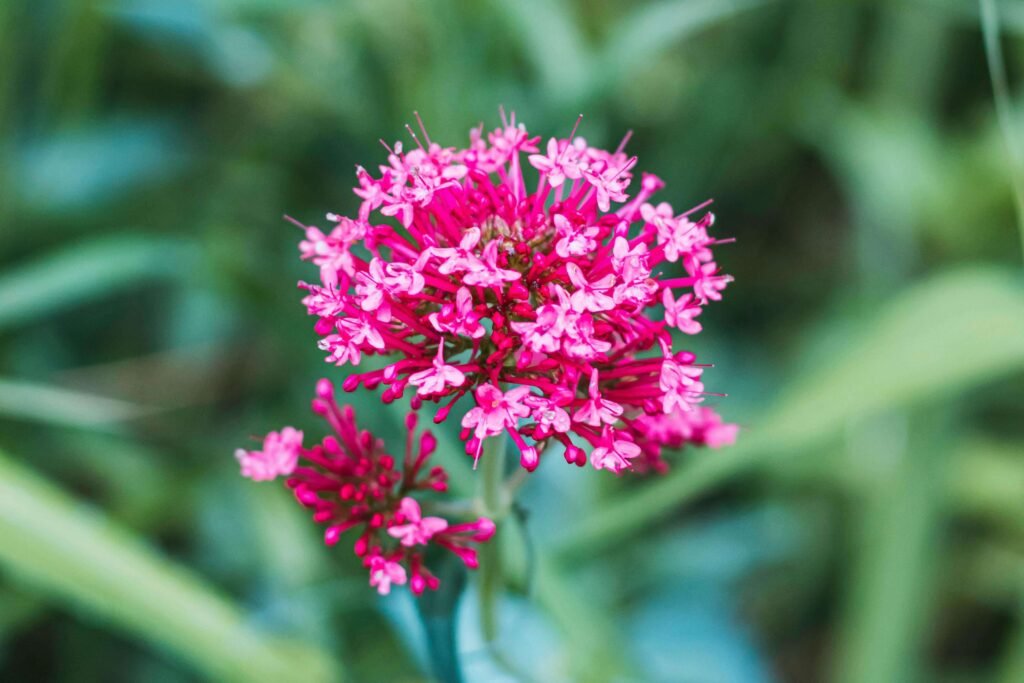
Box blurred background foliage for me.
[1,0,1024,681]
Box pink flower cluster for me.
[235,379,494,595]
[295,112,736,474]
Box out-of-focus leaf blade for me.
[0,378,154,430]
[0,234,196,331]
[491,0,591,106]
[14,120,191,212]
[600,0,770,92]
[0,450,339,682]
[557,267,1024,558]
[832,414,948,683]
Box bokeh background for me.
[2,0,1024,681]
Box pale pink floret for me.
[461,384,532,441]
[408,347,466,396]
[590,429,642,473]
[660,357,705,414]
[387,497,448,547]
[553,215,599,258]
[574,371,624,427]
[463,241,522,286]
[663,289,703,335]
[369,556,408,595]
[235,427,303,481]
[525,395,571,435]
[528,137,585,187]
[429,228,485,275]
[428,286,485,339]
[583,159,634,212]
[567,262,615,313]
[704,420,739,448]
[688,260,731,303]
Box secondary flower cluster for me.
[295,112,736,474]
[235,379,494,595]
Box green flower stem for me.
[476,433,507,643]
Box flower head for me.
[292,112,735,474]
[235,427,303,481]
[234,379,494,595]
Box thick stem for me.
[476,433,507,643]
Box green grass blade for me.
[0,450,340,682]
[0,378,155,431]
[557,267,1024,559]
[980,0,1024,261]
[0,234,196,331]
[832,413,948,683]
[600,0,770,93]
[491,0,592,106]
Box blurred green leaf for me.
[832,413,948,683]
[0,378,154,431]
[491,0,592,106]
[0,234,196,331]
[980,0,1024,258]
[0,449,340,682]
[600,0,770,93]
[0,587,44,642]
[14,120,191,212]
[415,549,467,683]
[557,267,1024,558]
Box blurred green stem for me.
[476,433,507,644]
[980,0,1024,261]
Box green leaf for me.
[0,449,340,682]
[0,378,155,431]
[14,120,191,213]
[415,549,468,683]
[831,412,949,683]
[0,234,196,331]
[491,0,592,106]
[599,0,771,93]
[556,267,1024,559]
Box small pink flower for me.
[318,333,362,365]
[369,556,408,595]
[235,427,303,481]
[590,428,641,473]
[354,166,388,220]
[382,262,425,296]
[387,497,448,546]
[463,241,521,286]
[663,289,702,334]
[525,396,572,435]
[566,262,615,313]
[528,137,584,187]
[461,384,532,441]
[336,315,386,350]
[553,215,599,258]
[430,228,484,275]
[574,371,623,427]
[688,260,731,303]
[660,358,704,413]
[510,303,565,354]
[408,347,466,396]
[612,236,650,282]
[584,161,633,211]
[428,287,485,339]
[234,383,494,597]
[355,258,392,314]
[705,420,739,449]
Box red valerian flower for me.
[234,379,494,595]
[291,111,736,474]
